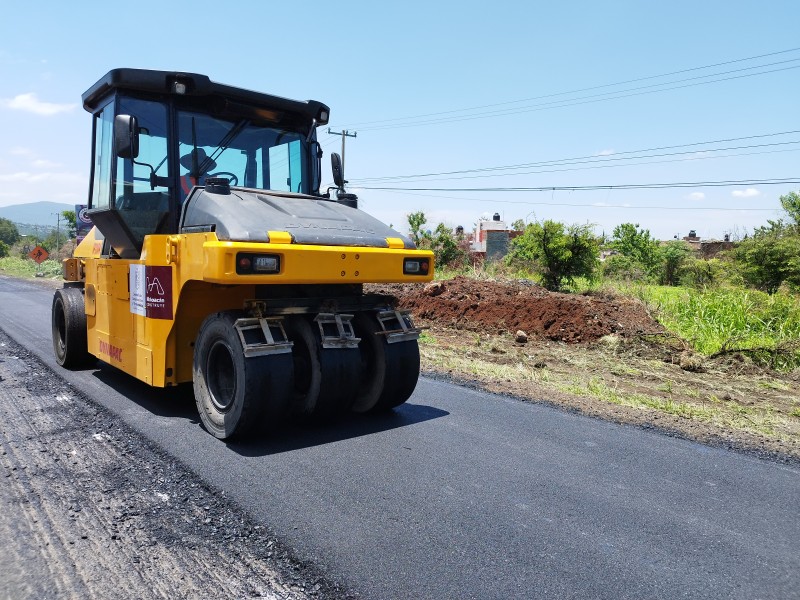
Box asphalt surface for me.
[1,274,799,599]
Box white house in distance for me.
[471,213,515,261]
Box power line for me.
[379,189,785,212]
[354,63,800,131]
[371,147,800,183]
[353,131,800,183]
[342,47,800,128]
[359,177,800,193]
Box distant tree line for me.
[406,191,800,294]
[0,210,76,259]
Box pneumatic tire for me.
[193,311,292,440]
[284,315,361,419]
[351,312,420,413]
[51,287,91,369]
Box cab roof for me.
[82,68,330,125]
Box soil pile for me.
[372,276,664,343]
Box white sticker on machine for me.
[129,264,173,319]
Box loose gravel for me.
[0,329,355,600]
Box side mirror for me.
[114,114,139,159]
[331,152,345,188]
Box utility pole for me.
[327,128,357,173]
[52,212,61,256]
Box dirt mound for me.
[370,276,664,343]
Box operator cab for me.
[82,69,330,258]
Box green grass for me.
[0,256,62,279]
[558,376,787,436]
[624,284,800,370]
[418,331,436,344]
[558,377,716,421]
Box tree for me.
[0,240,9,258]
[610,223,661,278]
[511,219,525,231]
[405,212,466,268]
[61,210,77,239]
[0,217,20,246]
[780,191,800,228]
[507,220,599,291]
[429,223,465,267]
[658,240,692,286]
[731,220,800,293]
[407,211,428,246]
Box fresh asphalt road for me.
[1,275,798,599]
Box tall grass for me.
[631,285,800,370]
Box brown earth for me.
[386,275,664,342]
[369,277,800,464]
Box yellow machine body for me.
[79,229,433,387]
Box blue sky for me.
[1,0,798,240]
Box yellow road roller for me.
[52,69,434,439]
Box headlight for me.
[403,258,430,275]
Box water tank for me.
[492,212,501,222]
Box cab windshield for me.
[177,110,310,201]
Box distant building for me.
[663,229,735,258]
[471,213,523,261]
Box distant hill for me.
[0,201,76,233]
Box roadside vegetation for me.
[0,212,76,279]
[408,191,800,373]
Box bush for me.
[0,218,20,246]
[602,254,651,282]
[658,240,692,286]
[731,222,800,293]
[506,220,599,291]
[0,240,8,258]
[405,212,467,269]
[678,256,743,289]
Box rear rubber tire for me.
[351,312,420,413]
[51,287,91,369]
[193,311,292,440]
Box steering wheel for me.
[208,172,239,186]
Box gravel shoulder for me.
[0,329,352,600]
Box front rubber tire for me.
[51,287,91,369]
[284,315,361,420]
[351,312,420,413]
[193,311,292,440]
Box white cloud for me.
[0,170,84,185]
[0,171,32,182]
[2,92,77,116]
[9,147,34,156]
[32,159,61,169]
[732,188,760,198]
[595,149,614,156]
[686,192,705,200]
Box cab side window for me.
[90,103,114,210]
[114,98,170,245]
